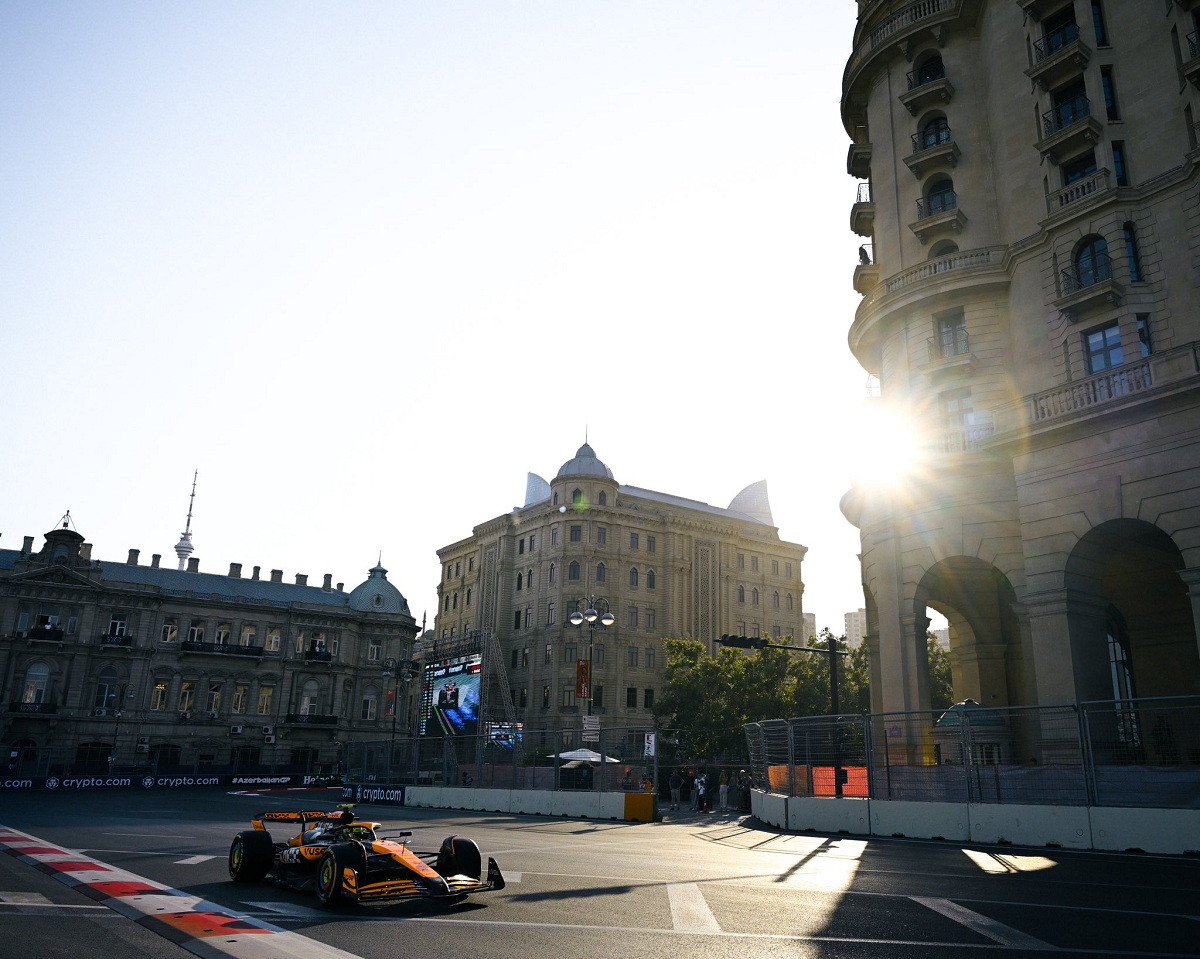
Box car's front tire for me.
[316,843,364,906]
[229,830,274,882]
[436,835,482,879]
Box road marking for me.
[667,882,721,933]
[246,900,327,919]
[913,896,1052,948]
[175,855,218,865]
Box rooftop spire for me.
[174,470,198,570]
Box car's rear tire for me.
[316,843,364,906]
[436,835,482,879]
[228,830,274,882]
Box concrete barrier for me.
[756,790,788,828]
[871,799,969,842]
[1090,806,1200,854]
[789,796,870,836]
[968,802,1093,849]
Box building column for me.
[1024,589,1110,705]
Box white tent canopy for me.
[555,748,621,763]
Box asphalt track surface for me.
[0,787,1198,959]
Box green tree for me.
[927,636,954,709]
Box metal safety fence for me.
[743,695,1200,809]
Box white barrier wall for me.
[357,784,1198,854]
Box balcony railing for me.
[8,701,57,715]
[916,190,957,219]
[855,181,872,203]
[23,626,64,642]
[912,128,952,154]
[1043,94,1091,137]
[1046,167,1112,215]
[304,649,333,662]
[180,641,265,658]
[100,634,135,647]
[937,416,996,453]
[1032,21,1080,62]
[929,327,969,360]
[1032,360,1152,422]
[285,713,338,726]
[1060,251,1113,295]
[884,247,1004,296]
[907,63,946,89]
[867,0,953,50]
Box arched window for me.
[444,595,450,611]
[548,563,556,585]
[572,488,583,505]
[772,591,780,609]
[300,680,320,715]
[22,662,49,704]
[452,592,459,609]
[568,561,580,581]
[466,588,472,606]
[629,567,639,587]
[646,569,656,590]
[924,176,956,216]
[918,114,950,150]
[596,562,607,583]
[1106,605,1140,745]
[526,570,533,589]
[94,667,121,709]
[786,594,794,611]
[598,491,607,506]
[929,240,959,260]
[1074,234,1111,287]
[1123,222,1143,282]
[752,588,760,606]
[737,585,746,604]
[915,53,945,85]
[515,573,523,591]
[553,492,559,506]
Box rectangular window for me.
[544,643,552,665]
[542,685,550,708]
[266,628,281,652]
[521,646,530,667]
[187,620,205,642]
[551,527,559,545]
[594,643,604,665]
[565,642,577,662]
[771,559,779,576]
[524,607,533,628]
[240,625,256,647]
[594,685,604,709]
[511,648,519,668]
[937,311,968,356]
[628,646,639,668]
[628,606,638,629]
[647,535,655,553]
[597,526,607,545]
[1091,1,1108,46]
[233,684,247,715]
[1061,149,1097,186]
[626,687,638,709]
[179,681,195,712]
[529,535,536,550]
[215,623,231,645]
[257,686,274,715]
[151,681,168,711]
[295,632,306,654]
[751,556,759,572]
[1084,322,1124,373]
[562,686,576,708]
[468,556,475,572]
[646,608,655,631]
[630,532,639,550]
[644,688,655,709]
[514,610,522,630]
[161,620,178,644]
[361,695,377,721]
[455,561,461,576]
[786,562,793,577]
[518,538,525,555]
[547,602,557,626]
[1101,66,1118,121]
[1112,141,1128,187]
[519,687,528,708]
[367,639,381,662]
[647,646,656,669]
[737,553,745,569]
[108,612,127,637]
[570,525,582,542]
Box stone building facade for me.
[1,521,418,776]
[435,442,807,741]
[840,0,1200,732]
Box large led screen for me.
[419,652,482,736]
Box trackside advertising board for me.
[0,773,337,791]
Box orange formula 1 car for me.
[228,804,505,907]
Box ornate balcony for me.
[1026,24,1090,90]
[899,71,954,115]
[285,713,338,726]
[904,131,961,178]
[851,181,874,236]
[100,633,135,648]
[923,329,976,380]
[847,128,872,178]
[8,701,57,716]
[1054,252,1123,319]
[304,649,333,662]
[1036,96,1102,164]
[1045,168,1113,219]
[909,191,966,243]
[22,626,64,642]
[180,641,265,658]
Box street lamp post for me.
[568,597,614,717]
[381,658,420,781]
[108,683,130,774]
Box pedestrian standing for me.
[669,769,683,809]
[719,770,730,810]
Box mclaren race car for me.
[228,804,505,907]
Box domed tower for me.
[841,1,1200,726]
[348,561,413,617]
[551,441,619,513]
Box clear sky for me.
[1,1,886,636]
